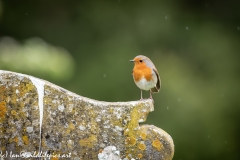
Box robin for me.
[130,55,161,99]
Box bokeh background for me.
[0,0,239,159]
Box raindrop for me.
[103,74,106,78]
[237,26,240,31]
[207,135,210,138]
[225,141,228,144]
[26,13,28,15]
[186,26,189,30]
[165,16,168,20]
[167,106,169,110]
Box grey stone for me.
[0,70,174,160]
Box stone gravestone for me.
[0,70,174,160]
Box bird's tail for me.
[151,86,159,93]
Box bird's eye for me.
[140,60,142,62]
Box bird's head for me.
[130,55,151,67]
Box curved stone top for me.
[0,70,174,160]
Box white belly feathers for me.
[134,75,157,91]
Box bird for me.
[130,55,161,100]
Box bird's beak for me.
[130,59,134,62]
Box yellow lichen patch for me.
[138,153,143,159]
[0,86,6,101]
[19,110,27,118]
[90,122,98,134]
[22,135,29,145]
[79,135,97,148]
[125,136,137,146]
[14,137,18,143]
[138,143,146,150]
[11,110,18,116]
[26,83,34,92]
[0,86,5,92]
[0,94,6,101]
[44,97,53,106]
[109,107,114,113]
[140,132,147,140]
[152,139,163,151]
[68,122,75,130]
[125,106,141,137]
[18,81,35,97]
[64,129,71,136]
[0,101,7,119]
[112,119,122,128]
[42,139,46,147]
[124,105,144,159]
[51,157,58,160]
[88,108,97,118]
[9,137,19,143]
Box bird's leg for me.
[149,91,153,99]
[140,90,143,100]
[149,91,154,102]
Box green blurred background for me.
[0,0,239,159]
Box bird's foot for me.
[148,97,154,103]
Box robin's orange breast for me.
[133,64,153,82]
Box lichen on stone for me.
[152,139,163,151]
[0,101,7,119]
[0,70,174,160]
[138,143,146,151]
[79,134,98,148]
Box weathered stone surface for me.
[0,70,174,160]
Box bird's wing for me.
[151,68,161,93]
